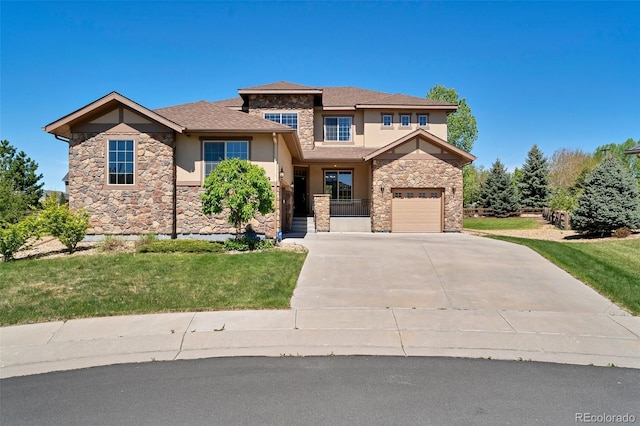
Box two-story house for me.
[44,81,475,239]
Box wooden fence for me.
[542,207,571,229]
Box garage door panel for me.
[392,189,442,232]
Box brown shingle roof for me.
[322,87,456,108]
[154,101,292,131]
[239,81,321,91]
[212,97,243,108]
[302,147,376,161]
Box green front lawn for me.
[490,236,640,315]
[464,217,542,230]
[0,250,307,326]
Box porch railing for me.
[330,199,371,217]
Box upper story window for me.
[203,141,248,177]
[382,114,393,127]
[108,140,134,185]
[418,114,429,127]
[400,114,411,127]
[324,117,352,142]
[264,112,298,130]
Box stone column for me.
[313,194,330,232]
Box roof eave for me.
[43,92,185,138]
[238,89,323,95]
[355,104,458,111]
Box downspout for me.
[171,135,177,239]
[273,132,279,239]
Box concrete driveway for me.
[291,233,626,315]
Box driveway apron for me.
[291,233,624,314]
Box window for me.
[406,192,414,199]
[394,192,402,198]
[400,114,411,127]
[418,114,429,127]
[418,192,427,198]
[264,112,298,130]
[324,117,352,142]
[203,141,248,177]
[382,114,393,127]
[324,170,352,199]
[108,140,134,185]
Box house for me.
[44,82,476,239]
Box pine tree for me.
[0,140,44,210]
[519,145,551,208]
[571,155,640,235]
[480,159,519,217]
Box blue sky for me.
[2,1,639,191]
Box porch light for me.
[380,185,385,194]
[279,167,285,179]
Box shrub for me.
[612,227,631,239]
[137,239,225,253]
[134,233,158,249]
[98,235,128,252]
[223,237,274,252]
[40,195,89,253]
[571,156,640,235]
[548,188,579,212]
[0,216,40,261]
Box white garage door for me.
[391,188,443,232]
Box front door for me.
[293,169,307,217]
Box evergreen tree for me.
[0,140,44,210]
[480,159,519,217]
[571,156,640,235]
[518,144,551,208]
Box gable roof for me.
[43,91,185,139]
[363,128,476,165]
[215,82,458,111]
[154,101,294,132]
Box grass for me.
[489,236,640,315]
[0,249,307,326]
[463,217,542,230]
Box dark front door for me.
[294,170,307,217]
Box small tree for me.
[480,159,519,217]
[0,140,44,209]
[0,215,40,261]
[571,156,640,235]
[201,158,275,238]
[40,195,90,253]
[519,144,551,208]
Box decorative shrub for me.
[98,236,128,252]
[223,237,274,252]
[134,233,158,249]
[138,239,225,253]
[40,195,89,253]
[0,216,40,261]
[612,227,631,239]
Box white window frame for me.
[202,140,249,177]
[400,114,411,128]
[324,116,352,142]
[418,114,429,127]
[382,114,393,127]
[263,112,298,130]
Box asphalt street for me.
[2,356,639,425]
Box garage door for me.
[391,188,443,232]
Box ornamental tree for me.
[201,158,275,238]
[518,144,551,208]
[571,155,640,235]
[480,159,519,217]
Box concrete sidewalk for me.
[2,307,639,378]
[2,233,639,378]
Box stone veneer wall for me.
[246,94,314,150]
[371,158,464,232]
[69,131,174,235]
[176,185,277,238]
[313,194,330,232]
